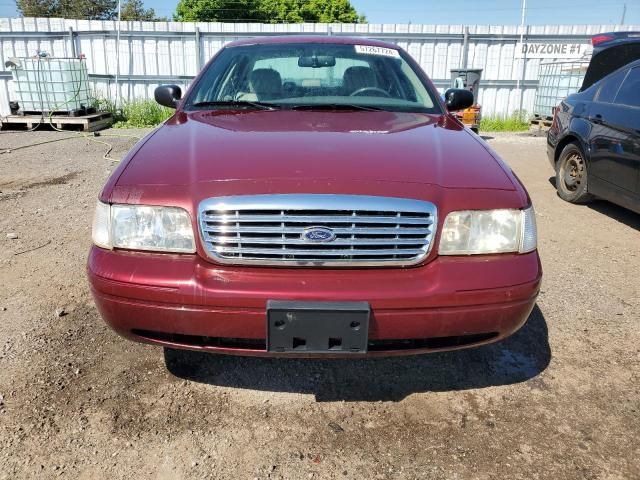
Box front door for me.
[588,67,640,195]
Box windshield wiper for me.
[287,104,384,112]
[190,100,279,110]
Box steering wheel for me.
[349,87,391,98]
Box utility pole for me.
[115,0,122,108]
[621,3,626,25]
[461,26,469,69]
[516,0,527,119]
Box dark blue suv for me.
[548,32,640,214]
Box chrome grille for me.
[198,195,437,267]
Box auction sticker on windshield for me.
[355,45,400,58]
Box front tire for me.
[555,142,593,203]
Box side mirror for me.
[444,88,474,111]
[154,84,182,109]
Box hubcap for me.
[561,152,585,192]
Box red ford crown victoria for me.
[88,36,541,357]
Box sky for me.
[0,0,638,25]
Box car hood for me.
[115,110,515,191]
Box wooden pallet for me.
[529,114,553,131]
[20,107,97,117]
[1,112,113,132]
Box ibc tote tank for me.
[533,60,589,118]
[9,57,92,114]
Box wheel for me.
[555,142,593,204]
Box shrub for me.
[92,98,172,127]
[116,100,174,128]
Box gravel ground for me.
[0,128,638,479]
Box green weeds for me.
[480,112,530,132]
[92,98,173,128]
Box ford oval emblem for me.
[301,227,336,243]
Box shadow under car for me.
[548,176,640,230]
[164,304,551,402]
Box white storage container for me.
[10,57,92,113]
[533,61,589,118]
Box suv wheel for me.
[555,142,593,203]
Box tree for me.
[175,0,260,22]
[256,0,304,23]
[16,0,161,20]
[174,0,365,23]
[120,0,160,21]
[55,0,117,19]
[295,0,364,23]
[15,0,56,17]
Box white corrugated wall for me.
[1,18,638,116]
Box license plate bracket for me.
[267,300,370,354]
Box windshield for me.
[185,42,440,113]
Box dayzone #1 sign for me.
[515,42,592,59]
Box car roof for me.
[224,35,401,50]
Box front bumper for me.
[88,246,542,357]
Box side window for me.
[614,67,640,108]
[595,69,626,103]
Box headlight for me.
[91,201,196,253]
[439,206,537,255]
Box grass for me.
[92,97,531,132]
[480,113,530,132]
[92,98,174,128]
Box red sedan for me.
[88,36,541,357]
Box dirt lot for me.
[0,129,638,479]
